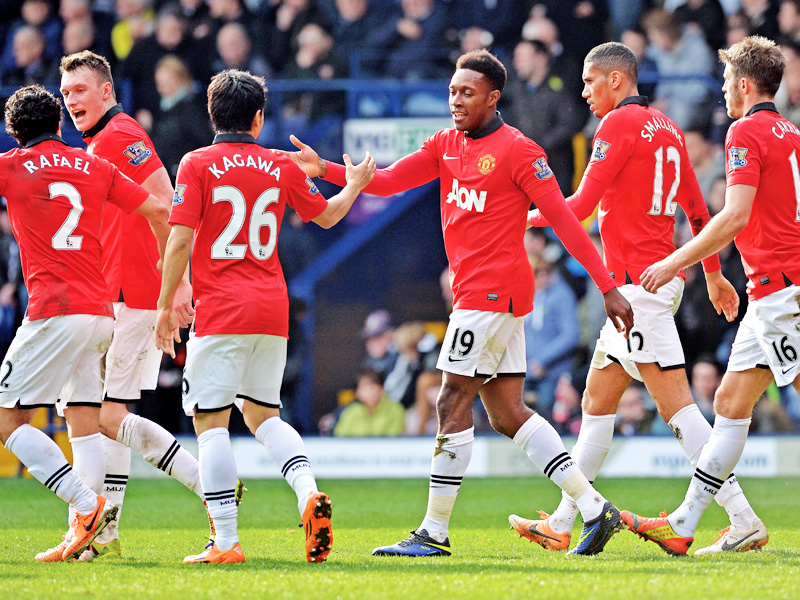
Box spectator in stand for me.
[1,0,62,75]
[642,9,715,130]
[333,369,405,437]
[111,0,155,62]
[741,0,780,40]
[1,26,59,87]
[615,384,653,436]
[620,28,658,100]
[776,41,800,125]
[690,355,722,422]
[520,11,582,98]
[405,370,441,436]
[330,0,383,75]
[263,0,331,75]
[383,321,436,409]
[212,22,270,78]
[727,11,753,47]
[380,0,449,80]
[505,39,584,195]
[178,0,214,40]
[60,0,113,58]
[532,1,608,71]
[779,0,800,43]
[281,22,347,121]
[673,0,727,51]
[207,0,261,41]
[523,258,579,424]
[120,4,213,116]
[144,55,212,181]
[360,309,398,378]
[62,18,97,56]
[451,0,527,56]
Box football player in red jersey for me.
[0,85,170,561]
[281,49,634,557]
[155,69,375,564]
[512,41,765,556]
[58,51,209,559]
[625,36,798,555]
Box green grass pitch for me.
[1,476,799,600]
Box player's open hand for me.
[273,135,323,178]
[344,151,376,191]
[172,280,194,327]
[640,257,680,294]
[706,271,739,322]
[602,287,634,338]
[155,307,180,358]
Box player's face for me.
[448,69,498,132]
[60,66,113,131]
[581,62,615,118]
[722,64,744,119]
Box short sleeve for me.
[170,154,203,229]
[509,136,560,202]
[284,161,329,222]
[104,158,150,214]
[725,119,762,188]
[582,111,634,186]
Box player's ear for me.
[488,89,500,107]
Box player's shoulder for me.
[503,123,545,153]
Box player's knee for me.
[712,385,739,419]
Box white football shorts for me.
[591,276,685,381]
[0,314,113,412]
[104,303,162,402]
[727,285,800,387]
[436,309,526,379]
[182,333,286,416]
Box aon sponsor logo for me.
[446,179,487,213]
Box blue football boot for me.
[372,529,451,557]
[566,501,622,556]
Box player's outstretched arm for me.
[155,224,194,358]
[641,184,756,294]
[312,152,376,229]
[276,134,327,178]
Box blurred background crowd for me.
[1,0,800,437]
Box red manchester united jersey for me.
[584,97,719,285]
[323,115,614,317]
[83,105,164,308]
[725,103,800,300]
[0,135,149,320]
[171,133,328,336]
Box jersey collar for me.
[213,133,258,144]
[615,96,649,109]
[465,112,504,139]
[746,101,779,117]
[23,133,67,148]
[82,103,125,139]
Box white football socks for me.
[5,424,97,513]
[548,413,615,533]
[514,414,605,522]
[669,415,751,537]
[418,427,474,543]
[118,413,202,497]
[198,427,238,551]
[69,432,105,524]
[668,404,758,531]
[254,416,318,516]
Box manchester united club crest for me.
[123,140,153,166]
[477,153,496,175]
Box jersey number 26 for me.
[211,185,279,260]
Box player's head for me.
[4,84,62,146]
[719,36,785,119]
[206,69,266,134]
[450,49,506,132]
[59,50,115,132]
[582,42,639,118]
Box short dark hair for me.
[4,85,62,146]
[207,69,266,133]
[356,368,384,387]
[60,50,114,89]
[455,49,507,92]
[585,41,638,82]
[719,35,785,97]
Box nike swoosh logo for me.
[721,530,758,551]
[83,509,99,532]
[529,524,560,542]
[443,154,458,160]
[781,364,797,375]
[447,356,466,362]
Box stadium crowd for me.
[1,0,800,434]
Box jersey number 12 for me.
[648,146,680,217]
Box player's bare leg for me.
[241,401,331,562]
[623,368,774,554]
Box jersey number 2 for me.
[648,146,680,216]
[211,186,279,260]
[50,182,84,250]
